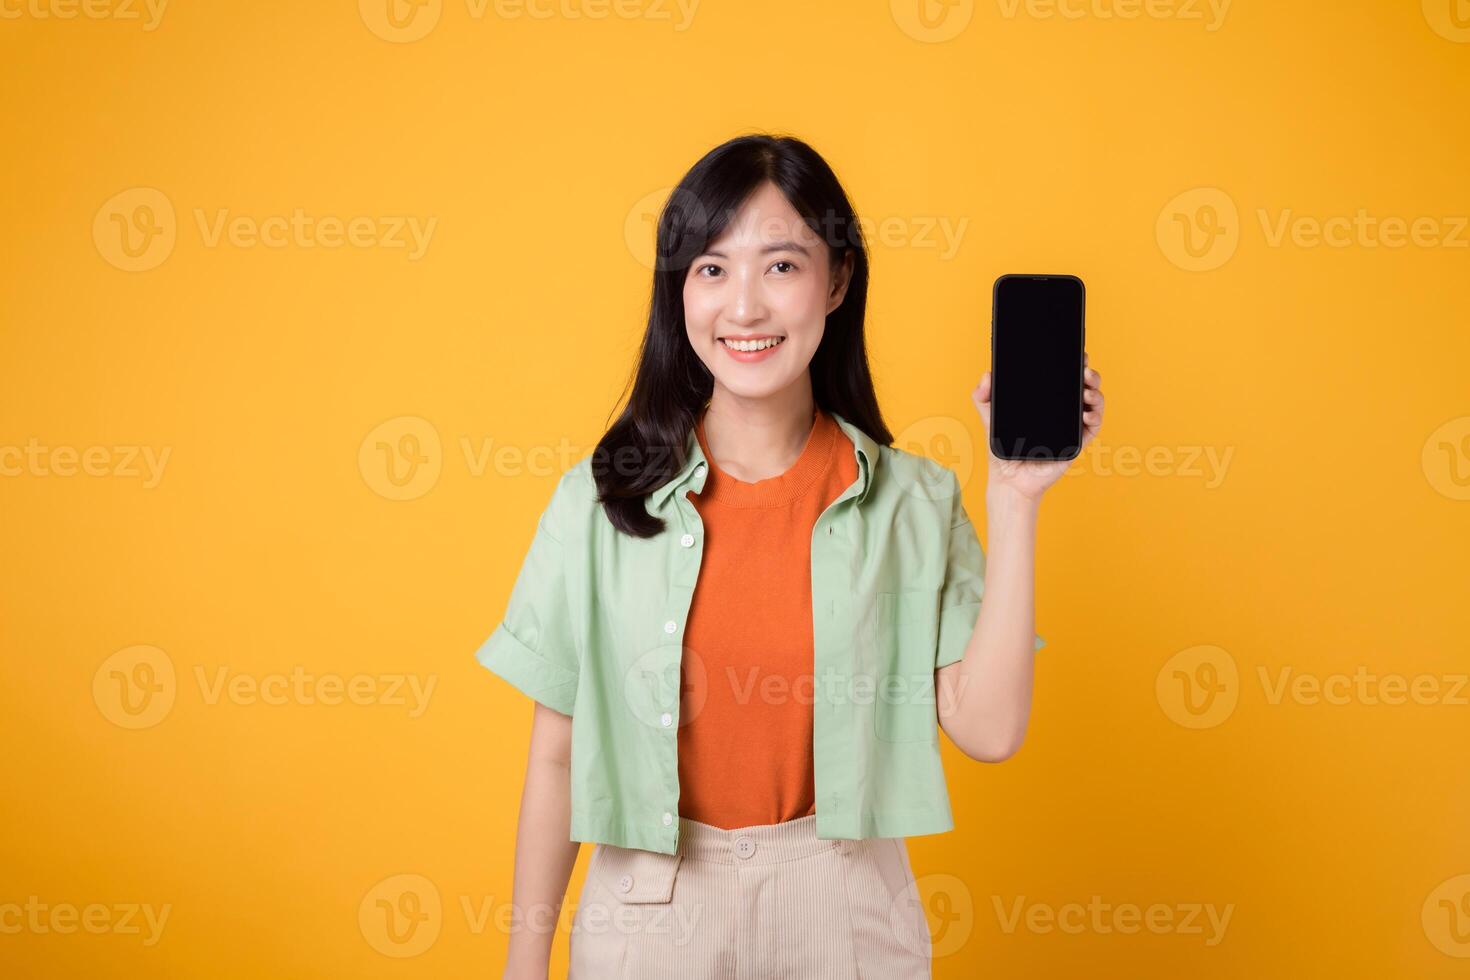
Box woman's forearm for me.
[502,706,581,979]
[936,483,1040,761]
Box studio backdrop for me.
[2,1,1467,977]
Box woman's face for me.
[683,181,853,402]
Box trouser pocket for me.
[886,838,932,963]
[839,838,933,979]
[569,843,684,979]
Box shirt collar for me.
[648,409,879,513]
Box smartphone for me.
[990,274,1086,461]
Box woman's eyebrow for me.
[702,240,812,258]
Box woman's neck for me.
[698,383,817,484]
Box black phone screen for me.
[991,275,1085,461]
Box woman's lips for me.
[718,335,785,363]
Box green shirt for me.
[475,411,1044,855]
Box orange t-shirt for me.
[676,405,859,830]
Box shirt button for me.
[660,712,673,727]
[618,873,634,893]
[663,620,677,634]
[662,811,674,826]
[734,835,756,859]
[680,533,695,548]
[694,464,706,479]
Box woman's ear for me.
[826,249,856,315]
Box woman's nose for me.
[728,271,765,324]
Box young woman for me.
[478,133,1104,979]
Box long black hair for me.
[592,132,893,537]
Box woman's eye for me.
[771,260,795,274]
[696,264,722,278]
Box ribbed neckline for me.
[692,406,839,509]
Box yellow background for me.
[3,0,1468,976]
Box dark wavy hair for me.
[592,132,893,537]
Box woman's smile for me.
[718,334,786,362]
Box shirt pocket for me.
[874,588,941,743]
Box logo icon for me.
[1156,188,1239,272]
[1422,416,1470,501]
[359,874,442,957]
[893,415,972,501]
[1423,0,1470,42]
[93,645,177,729]
[1423,874,1470,956]
[891,871,974,958]
[1156,645,1238,729]
[359,0,442,42]
[359,416,443,501]
[623,642,705,728]
[624,186,710,272]
[891,0,974,42]
[94,188,177,272]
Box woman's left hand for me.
[970,354,1104,501]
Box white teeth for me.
[722,336,784,352]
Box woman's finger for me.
[971,374,993,433]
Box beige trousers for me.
[567,813,932,979]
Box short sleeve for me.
[935,470,1046,670]
[474,473,581,716]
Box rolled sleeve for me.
[474,474,581,716]
[935,471,1045,670]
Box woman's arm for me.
[502,703,581,980]
[935,361,1103,761]
[935,483,1039,761]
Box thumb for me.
[971,372,992,432]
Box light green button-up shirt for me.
[476,411,1044,855]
